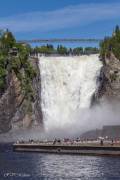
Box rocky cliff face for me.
[0,57,43,134]
[95,53,120,103]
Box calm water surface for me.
[0,144,120,180]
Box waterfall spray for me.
[39,55,102,137]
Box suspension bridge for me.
[17,38,102,44]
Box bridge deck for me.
[18,38,102,43]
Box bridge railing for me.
[18,38,102,44]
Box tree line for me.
[100,25,120,60]
[31,45,99,55]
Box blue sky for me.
[0,0,120,47]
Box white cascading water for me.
[39,55,102,137]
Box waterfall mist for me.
[39,54,104,138]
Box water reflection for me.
[34,154,120,179]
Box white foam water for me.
[39,55,102,136]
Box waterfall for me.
[39,55,102,137]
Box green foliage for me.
[0,66,6,89]
[33,44,99,55]
[34,44,56,54]
[0,53,7,68]
[100,25,120,60]
[0,44,7,90]
[57,45,68,55]
[0,29,36,107]
[1,30,16,53]
[73,47,83,55]
[84,47,99,55]
[24,62,37,80]
[115,25,120,35]
[0,78,5,89]
[11,57,21,73]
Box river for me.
[0,144,120,180]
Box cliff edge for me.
[97,53,120,102]
[0,57,43,134]
[0,30,43,134]
[95,26,120,103]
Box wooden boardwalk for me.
[13,142,120,156]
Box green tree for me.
[100,25,120,60]
[1,30,16,49]
[73,47,83,55]
[115,25,120,35]
[57,45,68,55]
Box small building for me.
[102,125,120,138]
